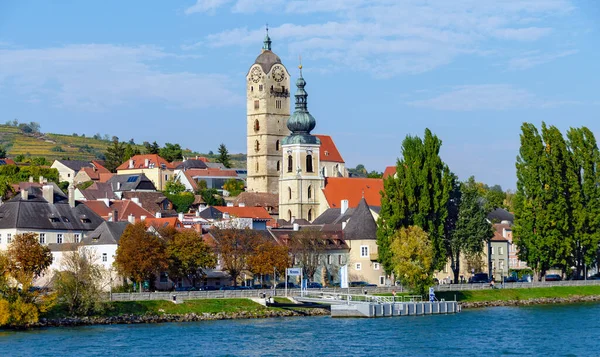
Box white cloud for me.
[184,0,231,15]
[0,44,242,111]
[196,0,575,76]
[508,49,578,70]
[407,84,579,111]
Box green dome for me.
[284,69,318,146]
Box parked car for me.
[469,273,490,283]
[252,284,271,289]
[307,282,323,289]
[174,286,197,291]
[198,286,217,291]
[503,276,517,283]
[219,286,236,290]
[545,274,562,281]
[276,282,298,289]
[349,281,377,287]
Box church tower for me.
[279,65,324,222]
[246,29,291,194]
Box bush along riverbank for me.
[26,298,329,329]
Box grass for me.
[380,286,600,303]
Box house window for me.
[374,263,380,270]
[102,253,108,262]
[307,185,312,199]
[255,140,260,152]
[7,234,11,244]
[327,255,332,265]
[306,154,313,173]
[276,161,280,171]
[355,263,361,271]
[360,245,369,258]
[499,247,503,255]
[254,100,259,109]
[288,187,292,200]
[379,276,385,285]
[287,155,293,172]
[254,120,260,132]
[74,233,80,243]
[307,209,312,221]
[57,233,63,244]
[165,174,168,181]
[39,233,46,244]
[275,140,280,151]
[339,255,344,265]
[491,247,494,255]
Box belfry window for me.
[276,161,280,171]
[288,210,292,221]
[306,154,313,173]
[254,100,259,109]
[255,162,259,173]
[255,140,260,152]
[308,209,312,222]
[288,187,292,200]
[287,155,293,172]
[308,185,312,199]
[254,120,260,132]
[275,140,280,151]
[259,85,263,91]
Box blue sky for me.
[1,0,599,189]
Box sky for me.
[1,0,599,190]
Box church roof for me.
[283,67,320,146]
[254,50,282,73]
[315,135,344,163]
[322,177,384,208]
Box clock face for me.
[272,66,285,82]
[250,67,262,83]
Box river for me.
[2,302,599,356]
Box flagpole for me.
[285,268,288,297]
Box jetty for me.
[294,291,460,318]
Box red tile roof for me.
[99,173,114,182]
[83,200,153,222]
[383,166,396,179]
[213,206,273,220]
[116,154,174,170]
[185,168,238,177]
[322,177,384,208]
[315,135,344,163]
[181,170,198,191]
[144,217,183,229]
[0,158,16,165]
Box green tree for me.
[165,229,217,286]
[216,143,231,168]
[223,178,244,196]
[166,191,195,213]
[164,177,186,195]
[114,222,168,292]
[104,139,126,172]
[483,184,506,213]
[566,127,600,278]
[390,226,434,295]
[143,141,160,155]
[0,145,6,158]
[446,177,494,283]
[123,143,140,161]
[199,188,224,206]
[159,143,183,162]
[377,129,452,274]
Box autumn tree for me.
[114,222,168,292]
[211,228,256,286]
[7,233,53,292]
[390,226,434,296]
[290,229,327,282]
[223,178,245,196]
[247,238,290,284]
[165,229,217,286]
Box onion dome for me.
[283,65,320,145]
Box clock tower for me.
[246,29,291,194]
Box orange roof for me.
[185,168,238,177]
[322,177,383,208]
[383,166,396,179]
[213,206,273,220]
[84,200,153,222]
[0,158,16,165]
[144,217,183,229]
[99,173,114,182]
[315,135,344,163]
[116,154,174,171]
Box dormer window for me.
[325,151,329,156]
[49,216,60,223]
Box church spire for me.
[294,56,308,112]
[263,24,272,51]
[282,60,319,145]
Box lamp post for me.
[500,267,504,286]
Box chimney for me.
[195,210,200,217]
[293,223,299,231]
[42,185,54,204]
[21,189,28,200]
[227,202,234,207]
[238,202,245,207]
[178,212,184,222]
[223,212,230,220]
[112,210,119,222]
[29,176,33,183]
[39,176,44,184]
[131,197,141,206]
[128,214,135,224]
[341,199,349,215]
[129,159,134,169]
[155,212,162,218]
[68,183,75,208]
[140,215,146,221]
[144,158,149,167]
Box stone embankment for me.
[461,295,600,309]
[34,308,330,328]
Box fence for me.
[434,279,600,291]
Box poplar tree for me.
[377,129,452,273]
[566,127,600,277]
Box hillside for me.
[0,125,247,168]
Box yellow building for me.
[115,154,174,191]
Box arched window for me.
[275,140,280,151]
[288,210,292,222]
[254,120,260,132]
[255,162,259,173]
[306,154,313,173]
[308,209,312,222]
[288,187,292,200]
[308,185,312,199]
[251,86,254,92]
[276,160,280,171]
[287,155,293,172]
[255,140,260,152]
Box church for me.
[245,30,383,223]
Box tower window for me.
[276,100,282,109]
[255,162,259,173]
[288,187,292,200]
[308,185,312,199]
[287,155,293,172]
[254,120,260,132]
[306,154,313,173]
[275,140,280,151]
[288,210,292,222]
[277,161,280,171]
[255,140,260,152]
[259,85,263,91]
[254,100,259,109]
[251,86,254,92]
[308,209,312,221]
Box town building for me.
[115,154,174,191]
[51,160,108,185]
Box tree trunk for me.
[452,254,460,284]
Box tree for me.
[123,143,140,161]
[104,139,126,172]
[481,184,506,213]
[247,238,290,284]
[28,122,40,133]
[223,178,244,196]
[0,145,6,158]
[390,226,434,296]
[165,229,216,286]
[216,143,231,168]
[377,129,453,274]
[566,127,600,278]
[160,143,183,162]
[166,191,195,213]
[114,222,168,292]
[164,177,186,195]
[144,141,160,155]
[212,228,255,286]
[52,248,106,315]
[290,229,327,282]
[199,188,225,206]
[446,177,494,283]
[7,233,53,292]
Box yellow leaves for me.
[0,299,9,326]
[544,184,550,191]
[390,226,434,295]
[9,297,39,326]
[545,143,551,153]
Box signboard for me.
[287,268,302,276]
[340,265,348,289]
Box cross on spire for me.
[263,23,272,51]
